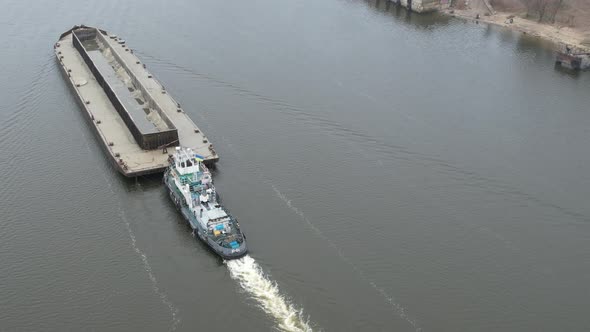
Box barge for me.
[55,25,218,177]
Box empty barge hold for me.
[55,25,218,177]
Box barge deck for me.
[55,25,218,177]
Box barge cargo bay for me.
[55,25,218,177]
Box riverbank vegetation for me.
[490,0,590,32]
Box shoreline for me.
[440,7,590,53]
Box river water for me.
[1,0,590,331]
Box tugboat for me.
[164,147,247,259]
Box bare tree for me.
[521,0,565,22]
[537,0,553,21]
[522,0,540,18]
[548,0,565,23]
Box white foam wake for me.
[226,255,314,332]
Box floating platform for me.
[55,25,218,177]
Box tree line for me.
[521,0,565,22]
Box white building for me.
[396,0,444,13]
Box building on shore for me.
[390,0,447,13]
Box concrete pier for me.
[55,26,218,177]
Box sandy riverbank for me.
[441,7,590,53]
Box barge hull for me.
[56,58,162,177]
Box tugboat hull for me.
[164,172,247,260]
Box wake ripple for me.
[140,51,590,226]
[73,113,181,331]
[141,56,420,329]
[99,166,181,332]
[226,255,313,332]
[195,111,416,331]
[269,184,421,331]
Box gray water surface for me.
[1,0,590,331]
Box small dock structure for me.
[55,25,218,177]
[556,51,590,71]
